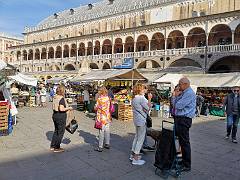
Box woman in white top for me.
[130,84,152,165]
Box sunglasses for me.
[234,90,239,92]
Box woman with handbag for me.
[130,84,152,165]
[94,86,112,152]
[50,85,73,153]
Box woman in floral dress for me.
[94,86,112,152]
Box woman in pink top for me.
[94,86,112,152]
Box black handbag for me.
[146,114,152,128]
[65,118,78,134]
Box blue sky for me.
[0,0,100,37]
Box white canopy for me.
[155,74,184,87]
[0,60,7,71]
[9,73,38,86]
[71,69,146,82]
[154,73,240,88]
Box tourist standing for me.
[223,87,240,143]
[49,87,54,102]
[94,86,111,152]
[196,92,204,117]
[130,84,152,165]
[172,77,196,172]
[40,86,47,107]
[83,87,90,113]
[50,85,73,153]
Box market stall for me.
[8,73,38,107]
[71,69,146,121]
[0,60,16,135]
[154,72,240,117]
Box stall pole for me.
[131,69,135,90]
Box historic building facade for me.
[0,33,23,63]
[9,0,240,79]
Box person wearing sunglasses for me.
[223,87,240,143]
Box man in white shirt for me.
[83,88,90,113]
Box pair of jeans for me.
[227,114,239,139]
[132,125,146,154]
[174,116,192,168]
[50,112,67,149]
[99,123,110,148]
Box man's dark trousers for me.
[174,116,192,168]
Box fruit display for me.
[114,89,132,103]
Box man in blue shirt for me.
[172,77,196,172]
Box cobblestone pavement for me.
[0,104,240,180]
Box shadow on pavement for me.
[46,131,71,145]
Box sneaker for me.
[50,148,54,151]
[232,139,238,143]
[142,146,155,152]
[53,148,65,153]
[225,135,230,139]
[132,159,145,165]
[129,154,142,161]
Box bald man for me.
[172,77,196,172]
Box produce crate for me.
[0,129,10,136]
[77,100,84,111]
[0,122,8,130]
[118,103,133,121]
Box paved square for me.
[0,105,239,180]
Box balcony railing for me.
[11,44,240,66]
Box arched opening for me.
[17,51,21,60]
[64,64,75,71]
[55,46,62,58]
[187,28,206,47]
[167,30,184,49]
[137,61,147,69]
[87,42,93,56]
[169,58,202,68]
[151,33,165,50]
[49,65,60,71]
[208,56,240,73]
[47,76,52,79]
[35,49,40,60]
[23,50,27,60]
[114,38,123,53]
[70,44,77,57]
[28,49,33,60]
[103,62,111,69]
[125,36,134,53]
[41,48,47,59]
[234,24,240,44]
[102,39,112,54]
[152,60,161,68]
[78,43,85,56]
[90,63,99,69]
[208,24,232,45]
[48,47,54,59]
[136,35,149,52]
[94,41,100,55]
[63,45,69,58]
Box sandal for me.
[94,147,103,152]
[104,144,110,149]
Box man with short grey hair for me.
[223,86,240,143]
[172,77,196,172]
